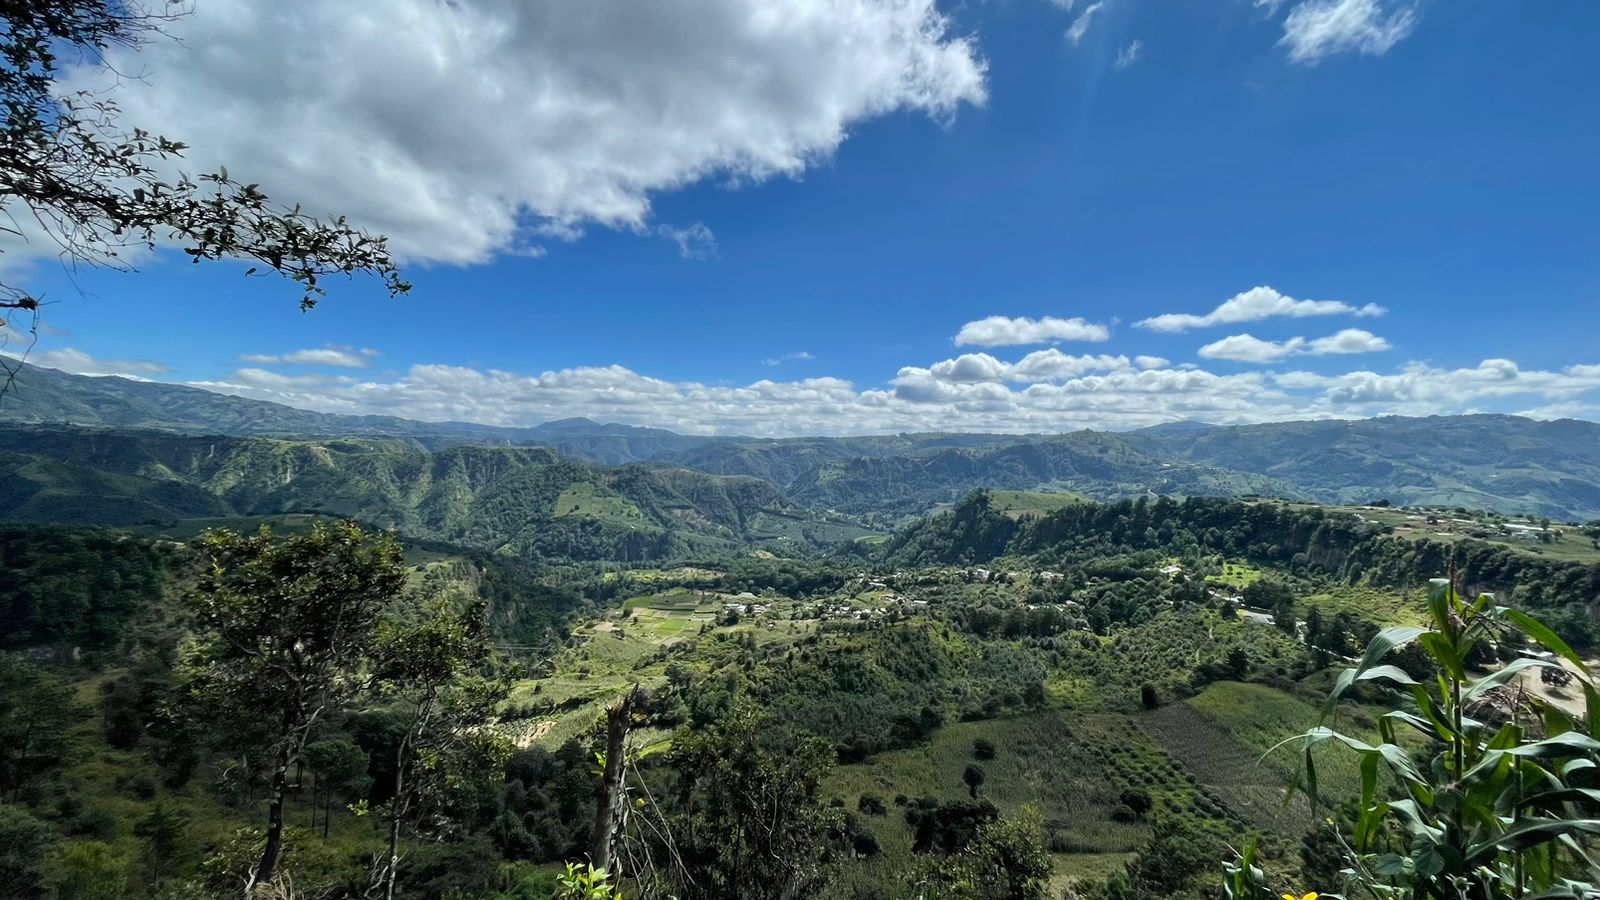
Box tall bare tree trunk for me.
[246,746,292,896]
[591,686,638,872]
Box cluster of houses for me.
[1500,522,1546,541]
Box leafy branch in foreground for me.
[0,0,409,320]
[1252,576,1600,899]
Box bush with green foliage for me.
[918,812,1052,900]
[556,862,623,900]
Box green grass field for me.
[1211,561,1265,590]
[823,710,1244,897]
[621,586,709,612]
[551,482,645,522]
[502,590,822,751]
[1141,681,1389,833]
[1298,585,1426,626]
[985,490,1089,519]
[1139,686,1317,838]
[1308,503,1600,566]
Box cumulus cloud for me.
[1114,39,1143,70]
[1066,2,1105,45]
[1305,328,1391,355]
[1199,328,1390,363]
[954,315,1111,347]
[904,350,1132,385]
[34,345,1584,436]
[1199,334,1303,363]
[2,347,171,377]
[1136,285,1385,333]
[761,351,814,367]
[1134,355,1169,370]
[1280,0,1419,64]
[239,347,378,368]
[1273,360,1600,416]
[1516,401,1600,422]
[658,223,718,261]
[44,0,986,267]
[229,368,360,389]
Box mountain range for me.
[4,360,1600,524]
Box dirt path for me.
[1503,656,1599,718]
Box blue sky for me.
[3,0,1598,434]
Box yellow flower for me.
[1282,894,1318,900]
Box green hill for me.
[1127,414,1600,518]
[9,362,1600,519]
[787,433,1298,518]
[0,425,876,561]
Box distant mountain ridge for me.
[0,424,876,561]
[6,361,1600,520]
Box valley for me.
[4,370,1600,900]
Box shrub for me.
[1118,789,1153,818]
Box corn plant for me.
[1221,838,1275,900]
[1291,577,1600,899]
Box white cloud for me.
[1271,360,1600,417]
[658,223,718,261]
[761,351,814,367]
[1136,285,1385,333]
[1066,2,1105,45]
[1198,334,1305,363]
[1280,0,1419,65]
[902,350,1132,385]
[1199,328,1390,363]
[18,333,1599,437]
[954,315,1111,347]
[239,347,377,368]
[43,0,986,267]
[1255,0,1288,15]
[1515,401,1600,422]
[1114,39,1143,70]
[115,348,1600,436]
[230,368,359,389]
[1,347,171,377]
[1305,328,1391,355]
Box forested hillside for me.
[891,491,1600,643]
[0,425,875,561]
[785,432,1297,518]
[11,363,1600,519]
[1127,415,1600,517]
